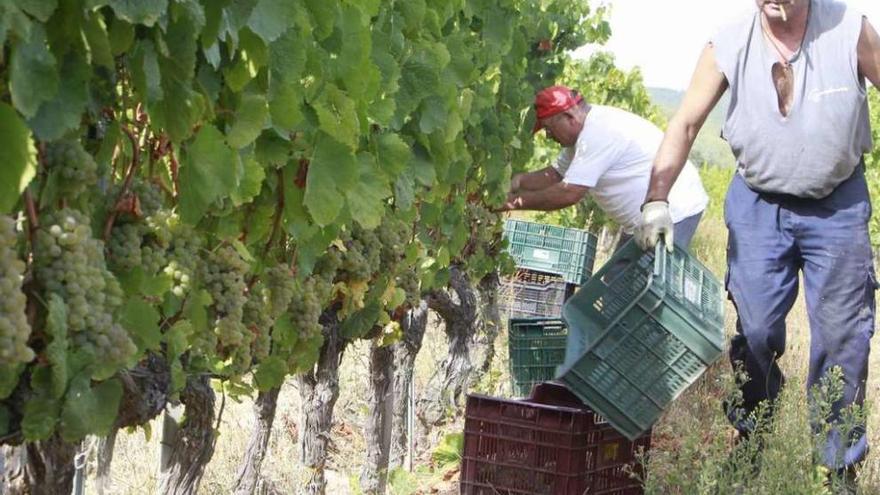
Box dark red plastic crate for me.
[460,392,650,495]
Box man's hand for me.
[494,192,522,212]
[636,201,674,252]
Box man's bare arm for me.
[858,16,880,89]
[511,167,563,192]
[645,45,728,202]
[498,181,588,212]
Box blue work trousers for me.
[724,168,877,469]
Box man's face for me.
[540,111,581,147]
[756,0,805,21]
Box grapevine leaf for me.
[15,0,57,22]
[304,134,357,226]
[0,5,31,48]
[29,53,90,141]
[59,375,123,442]
[393,172,415,211]
[0,364,22,401]
[271,313,295,349]
[131,40,163,103]
[164,321,192,361]
[253,356,286,391]
[82,11,114,69]
[247,0,296,42]
[170,360,186,396]
[269,27,307,80]
[303,0,336,40]
[108,16,135,55]
[268,82,304,132]
[179,125,239,223]
[483,8,514,54]
[0,102,37,214]
[120,299,161,352]
[412,151,436,187]
[10,24,58,118]
[227,93,269,149]
[89,0,168,27]
[311,85,359,151]
[418,96,448,135]
[254,131,290,168]
[346,154,391,229]
[231,154,266,206]
[45,294,68,400]
[184,290,212,341]
[332,4,378,100]
[22,394,60,441]
[340,300,383,339]
[289,333,323,373]
[230,239,255,263]
[376,134,410,178]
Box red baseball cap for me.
[532,85,583,133]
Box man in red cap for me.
[499,85,708,252]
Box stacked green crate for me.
[507,318,568,396]
[557,240,725,440]
[503,219,598,285]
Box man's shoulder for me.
[712,10,755,47]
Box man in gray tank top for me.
[635,0,880,486]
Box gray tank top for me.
[712,0,872,198]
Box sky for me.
[574,0,880,90]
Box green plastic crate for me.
[556,240,725,440]
[504,219,598,285]
[507,318,568,397]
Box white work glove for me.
[635,200,674,252]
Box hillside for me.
[648,87,735,168]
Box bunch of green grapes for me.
[107,223,145,271]
[339,225,382,282]
[263,264,296,319]
[243,290,272,360]
[44,140,98,198]
[158,215,201,296]
[0,217,34,365]
[34,209,136,369]
[313,248,342,285]
[396,267,421,306]
[201,245,250,347]
[132,179,164,217]
[377,216,412,270]
[465,202,506,256]
[288,278,323,342]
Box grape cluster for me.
[339,225,382,282]
[467,203,503,247]
[242,265,297,361]
[44,140,98,198]
[313,248,342,286]
[34,209,136,368]
[288,277,324,342]
[396,267,421,306]
[243,291,272,360]
[263,264,296,318]
[106,179,164,219]
[107,223,144,272]
[161,217,201,296]
[0,217,34,365]
[377,216,412,270]
[201,245,250,347]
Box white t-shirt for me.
[553,105,709,234]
